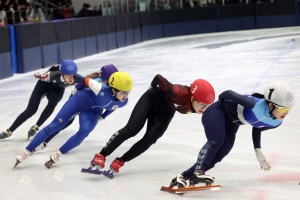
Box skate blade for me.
[81,168,103,175]
[176,184,221,192]
[160,186,185,195]
[45,161,53,169]
[102,170,115,179]
[13,160,21,169]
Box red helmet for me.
[190,79,215,104]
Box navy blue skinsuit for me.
[183,90,282,178]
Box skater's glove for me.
[255,148,271,171]
[71,85,78,95]
[34,73,41,79]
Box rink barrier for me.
[163,9,187,38]
[106,15,118,51]
[15,23,42,73]
[256,1,298,29]
[95,16,108,53]
[84,18,98,56]
[71,19,86,59]
[0,27,13,79]
[2,1,300,79]
[115,14,127,48]
[132,13,142,44]
[124,13,135,46]
[56,20,73,62]
[140,12,150,42]
[218,4,255,31]
[186,7,218,34]
[149,10,164,40]
[40,22,58,68]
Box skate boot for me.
[170,173,188,188]
[90,153,106,169]
[102,158,124,179]
[110,158,124,173]
[14,149,31,168]
[27,125,39,140]
[0,129,12,139]
[45,150,62,169]
[189,170,215,186]
[33,142,47,153]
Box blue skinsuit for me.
[183,90,282,178]
[26,83,128,154]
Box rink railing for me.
[0,0,299,79]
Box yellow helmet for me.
[108,72,133,91]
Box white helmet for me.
[264,82,295,108]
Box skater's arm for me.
[151,74,183,98]
[252,125,281,149]
[73,73,85,83]
[83,78,104,95]
[219,90,255,110]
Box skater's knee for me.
[75,131,90,141]
[208,139,224,149]
[23,109,37,118]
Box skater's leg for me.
[59,111,98,154]
[45,116,76,143]
[205,127,238,171]
[182,103,226,178]
[26,96,82,152]
[121,111,175,162]
[100,91,153,156]
[8,81,47,132]
[35,88,65,127]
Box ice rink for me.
[1,27,300,200]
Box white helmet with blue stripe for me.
[264,82,295,108]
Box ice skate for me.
[14,149,31,168]
[0,129,12,140]
[81,153,106,175]
[160,174,187,195]
[102,158,124,179]
[170,173,188,188]
[27,125,39,140]
[45,150,62,169]
[32,142,47,153]
[189,170,215,186]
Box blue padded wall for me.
[106,16,117,51]
[124,13,134,46]
[84,18,97,56]
[40,22,58,68]
[256,1,297,29]
[0,27,13,79]
[132,13,142,44]
[218,4,255,32]
[163,9,187,37]
[115,14,126,48]
[56,20,73,62]
[95,16,108,53]
[140,12,150,42]
[15,24,42,73]
[149,10,164,40]
[71,19,86,59]
[187,7,218,35]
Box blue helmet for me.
[60,60,78,75]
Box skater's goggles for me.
[116,90,130,96]
[274,105,291,114]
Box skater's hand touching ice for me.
[255,148,271,171]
